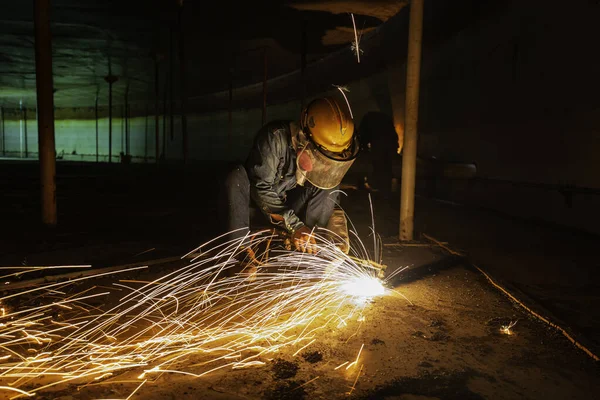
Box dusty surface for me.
[1,162,599,399]
[5,247,598,400]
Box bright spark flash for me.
[333,85,354,119]
[341,277,385,304]
[350,13,362,63]
[0,229,389,398]
[501,320,518,335]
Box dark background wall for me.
[413,0,600,235]
[0,0,598,235]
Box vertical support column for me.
[399,0,424,241]
[262,48,268,126]
[155,57,160,164]
[144,102,149,163]
[23,106,28,158]
[105,75,118,163]
[0,106,4,156]
[162,73,167,160]
[169,25,174,141]
[125,83,130,157]
[178,0,188,164]
[95,89,99,162]
[34,0,57,226]
[19,101,24,157]
[108,82,112,162]
[228,66,233,144]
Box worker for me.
[222,96,359,255]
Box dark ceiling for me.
[0,0,407,108]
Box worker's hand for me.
[292,226,317,254]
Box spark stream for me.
[0,230,386,398]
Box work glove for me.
[292,225,317,254]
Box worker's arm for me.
[246,124,304,234]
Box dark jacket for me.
[245,121,304,233]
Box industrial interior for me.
[0,0,599,399]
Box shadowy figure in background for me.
[358,111,399,197]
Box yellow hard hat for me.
[301,97,356,157]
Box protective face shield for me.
[295,131,359,189]
[296,97,359,189]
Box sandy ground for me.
[6,246,597,400]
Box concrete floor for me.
[0,162,599,399]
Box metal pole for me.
[228,66,233,143]
[108,82,112,163]
[19,101,23,157]
[105,75,117,163]
[34,0,57,226]
[23,107,28,158]
[169,25,174,141]
[95,89,99,162]
[144,102,149,163]
[399,0,424,241]
[262,48,268,126]
[155,58,160,163]
[178,1,188,163]
[125,104,131,156]
[0,106,4,156]
[125,83,129,156]
[162,73,167,160]
[121,105,124,156]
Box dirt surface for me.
[6,247,597,400]
[1,162,599,399]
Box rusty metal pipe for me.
[399,0,424,241]
[33,0,57,226]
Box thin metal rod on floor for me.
[399,0,424,241]
[33,0,57,226]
